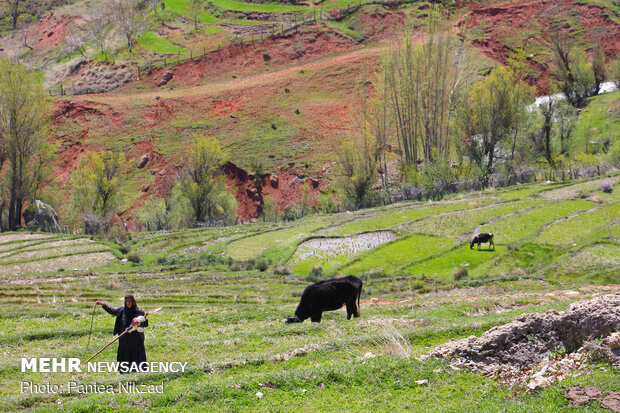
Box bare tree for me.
[65,30,87,57]
[108,0,150,53]
[556,101,577,155]
[591,46,606,95]
[187,0,203,31]
[547,30,597,107]
[383,8,473,168]
[86,17,111,58]
[539,98,556,167]
[357,87,392,194]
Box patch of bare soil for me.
[427,294,620,388]
[567,386,620,412]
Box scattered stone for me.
[137,153,150,168]
[270,175,279,188]
[255,391,263,399]
[158,71,173,87]
[415,379,429,385]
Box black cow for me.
[286,275,363,323]
[470,233,494,250]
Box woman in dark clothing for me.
[96,295,148,372]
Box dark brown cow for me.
[286,275,363,323]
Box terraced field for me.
[2,174,620,412]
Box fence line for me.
[47,0,417,97]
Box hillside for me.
[1,175,619,411]
[1,0,619,222]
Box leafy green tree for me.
[457,65,534,176]
[3,0,22,30]
[0,59,50,231]
[336,138,377,210]
[262,195,279,222]
[72,151,125,232]
[179,137,237,223]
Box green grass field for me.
[2,174,620,412]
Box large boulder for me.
[24,200,61,232]
[428,294,620,371]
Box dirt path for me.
[80,46,385,106]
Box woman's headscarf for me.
[122,294,138,327]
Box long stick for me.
[86,302,97,353]
[85,329,129,363]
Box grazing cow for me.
[286,275,363,323]
[470,233,494,250]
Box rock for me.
[141,184,150,192]
[137,153,150,168]
[606,332,620,349]
[158,71,173,87]
[255,391,264,399]
[24,200,61,232]
[270,174,279,188]
[310,178,320,188]
[527,373,552,390]
[428,294,620,373]
[415,379,429,385]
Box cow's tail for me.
[356,283,362,317]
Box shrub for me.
[600,180,613,193]
[361,270,387,280]
[230,262,242,272]
[272,265,291,275]
[453,267,468,280]
[306,265,323,282]
[256,259,270,272]
[127,253,142,263]
[156,256,167,265]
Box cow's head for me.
[470,238,476,249]
[285,315,302,324]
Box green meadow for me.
[1,174,619,412]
